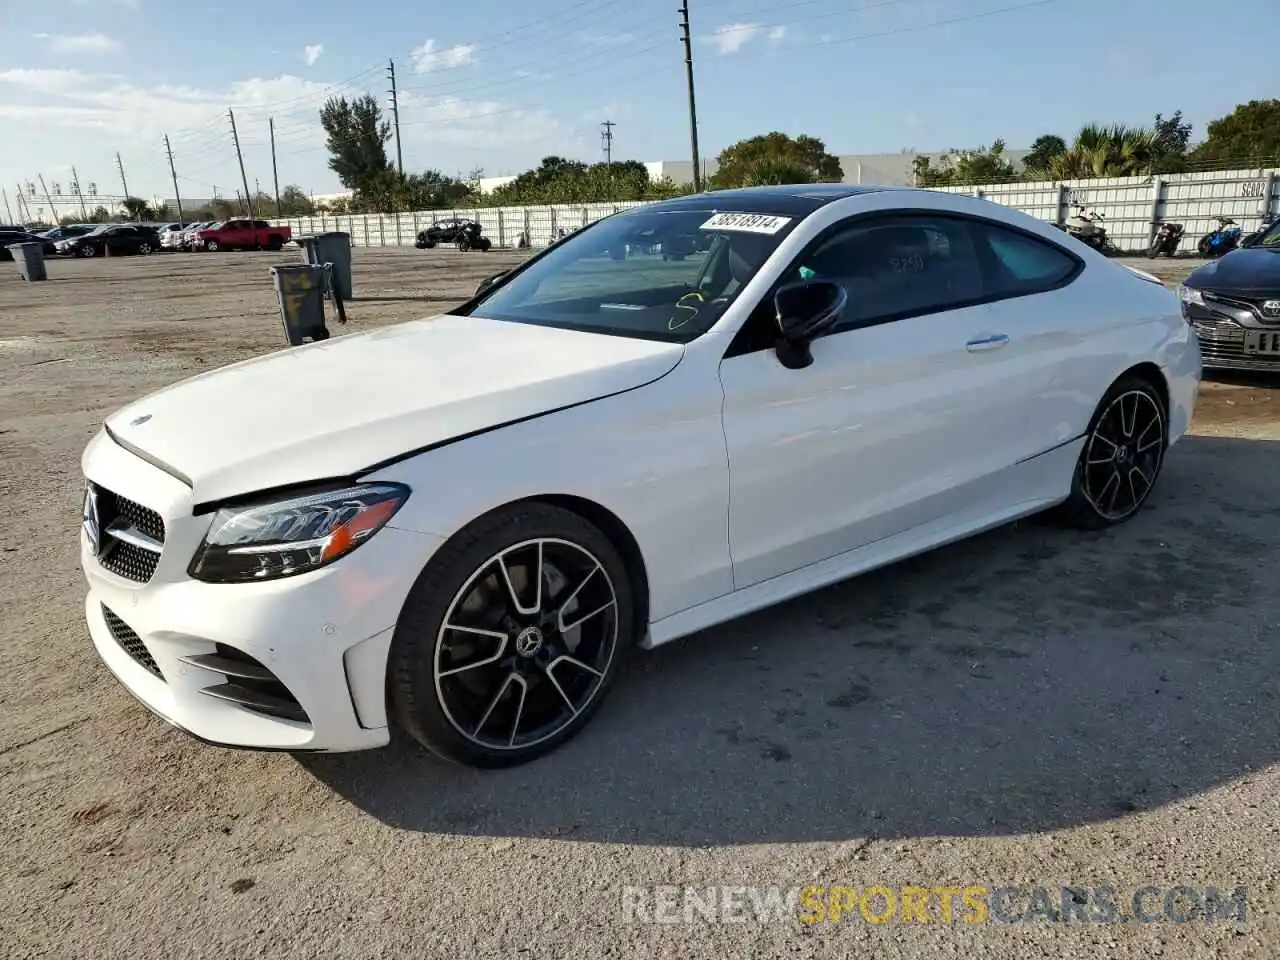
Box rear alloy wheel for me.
[390,504,633,767]
[1060,376,1167,529]
[137,243,152,255]
[204,239,219,252]
[79,245,96,258]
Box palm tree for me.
[1025,124,1162,180]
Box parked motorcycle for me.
[1063,205,1114,254]
[1147,221,1185,257]
[1196,217,1242,258]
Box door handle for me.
[966,333,1010,352]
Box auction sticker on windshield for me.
[700,212,792,234]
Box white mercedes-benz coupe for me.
[80,184,1200,766]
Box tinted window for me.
[253,220,269,228]
[786,215,985,329]
[975,224,1078,295]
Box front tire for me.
[204,239,219,252]
[389,503,634,767]
[1058,375,1167,530]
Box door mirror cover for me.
[474,271,507,296]
[773,280,848,369]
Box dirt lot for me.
[1,249,1278,959]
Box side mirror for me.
[772,280,848,370]
[474,271,507,296]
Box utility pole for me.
[678,0,703,193]
[38,175,56,223]
[387,58,403,175]
[601,120,615,165]
[70,166,89,218]
[164,134,184,220]
[269,117,282,213]
[115,152,134,218]
[1,187,14,224]
[228,109,254,217]
[14,184,30,223]
[235,189,244,215]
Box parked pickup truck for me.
[196,218,292,251]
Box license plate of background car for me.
[1244,330,1280,355]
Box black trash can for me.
[8,242,48,281]
[297,231,352,301]
[271,263,332,346]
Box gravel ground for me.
[1,249,1277,959]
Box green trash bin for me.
[8,242,47,281]
[297,231,352,301]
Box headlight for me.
[188,482,409,583]
[1177,284,1204,307]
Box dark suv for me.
[415,218,491,252]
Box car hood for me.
[1185,248,1280,294]
[102,314,683,506]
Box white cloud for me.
[410,39,476,74]
[706,23,760,55]
[0,67,589,199]
[34,33,120,54]
[767,26,787,42]
[303,44,323,66]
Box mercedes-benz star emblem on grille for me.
[1263,300,1280,317]
[82,483,101,556]
[130,414,152,426]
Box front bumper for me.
[81,429,445,752]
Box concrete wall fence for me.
[270,168,1280,256]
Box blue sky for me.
[0,0,1274,213]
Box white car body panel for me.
[80,187,1200,752]
[103,315,683,505]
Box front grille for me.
[1193,319,1280,370]
[181,645,310,723]
[91,484,166,583]
[101,605,164,680]
[1204,292,1280,324]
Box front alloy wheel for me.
[1061,375,1167,528]
[390,504,634,766]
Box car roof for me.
[644,183,902,217]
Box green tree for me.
[489,156,684,205]
[278,184,315,216]
[1024,134,1067,171]
[319,94,393,196]
[120,196,153,220]
[710,132,842,189]
[1189,100,1280,168]
[1024,124,1162,180]
[913,141,1017,186]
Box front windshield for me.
[458,206,802,342]
[1258,220,1280,248]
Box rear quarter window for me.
[977,225,1080,296]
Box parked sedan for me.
[37,223,97,244]
[62,224,160,258]
[0,229,58,258]
[80,185,1199,767]
[1178,226,1280,371]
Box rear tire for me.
[267,236,283,251]
[389,503,634,768]
[457,238,471,253]
[1057,374,1167,530]
[205,239,219,252]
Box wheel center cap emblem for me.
[1117,446,1129,462]
[515,625,544,658]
